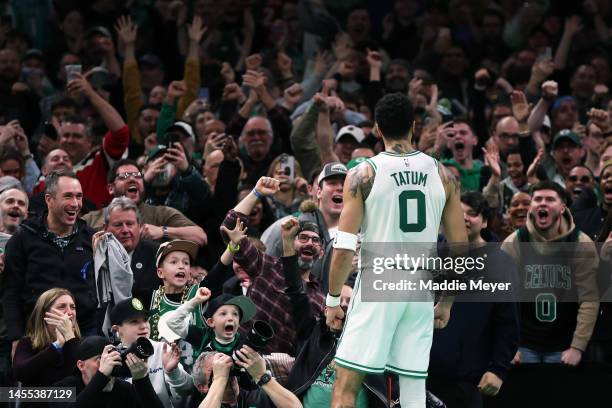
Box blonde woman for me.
[13,288,82,386]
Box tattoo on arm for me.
[348,163,375,201]
[438,161,460,197]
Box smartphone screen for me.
[198,87,209,101]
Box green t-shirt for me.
[303,361,368,408]
[442,158,484,191]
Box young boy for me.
[161,289,256,357]
[110,298,192,407]
[148,239,203,370]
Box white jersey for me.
[362,151,446,244]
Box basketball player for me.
[325,93,468,408]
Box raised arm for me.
[177,17,206,118]
[68,73,126,133]
[314,92,341,164]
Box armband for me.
[333,231,358,252]
[326,293,341,308]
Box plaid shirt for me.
[223,210,325,355]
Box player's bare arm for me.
[326,163,373,328]
[434,162,468,328]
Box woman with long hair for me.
[13,288,82,386]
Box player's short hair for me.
[530,180,568,204]
[374,93,414,140]
[460,191,491,220]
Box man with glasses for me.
[221,176,325,355]
[82,159,206,246]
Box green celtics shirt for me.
[149,284,205,370]
[303,360,368,408]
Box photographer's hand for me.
[99,345,122,377]
[212,353,233,380]
[126,353,148,380]
[234,346,266,382]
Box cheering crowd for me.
[0,0,611,407]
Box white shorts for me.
[335,276,434,378]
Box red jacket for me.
[33,125,130,208]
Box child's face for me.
[157,251,191,291]
[207,305,240,342]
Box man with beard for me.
[221,176,325,355]
[260,162,346,293]
[565,165,595,204]
[0,187,27,235]
[442,120,485,191]
[0,48,40,135]
[545,129,585,187]
[571,161,612,242]
[3,170,98,357]
[502,181,599,366]
[83,159,206,246]
[102,197,160,307]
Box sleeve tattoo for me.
[348,163,375,201]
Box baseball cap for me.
[0,176,23,194]
[317,162,348,186]
[86,26,112,39]
[110,298,148,326]
[346,156,368,170]
[335,125,365,144]
[298,220,319,236]
[139,54,163,69]
[166,121,195,143]
[155,240,199,267]
[76,336,110,361]
[552,129,581,150]
[204,294,256,324]
[146,145,168,164]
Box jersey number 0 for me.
[399,190,426,233]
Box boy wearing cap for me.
[110,298,192,407]
[162,288,256,358]
[148,239,204,370]
[53,336,164,408]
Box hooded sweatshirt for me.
[501,209,600,352]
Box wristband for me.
[228,242,240,253]
[252,188,263,200]
[326,293,341,308]
[333,231,358,252]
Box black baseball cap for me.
[317,162,348,186]
[204,294,256,324]
[298,220,319,236]
[77,336,110,361]
[110,298,148,326]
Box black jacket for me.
[130,239,161,308]
[282,255,398,407]
[2,214,98,341]
[571,187,607,241]
[53,371,164,408]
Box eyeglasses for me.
[245,129,270,137]
[115,172,143,181]
[568,175,591,183]
[297,234,321,245]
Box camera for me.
[230,321,274,380]
[110,337,154,377]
